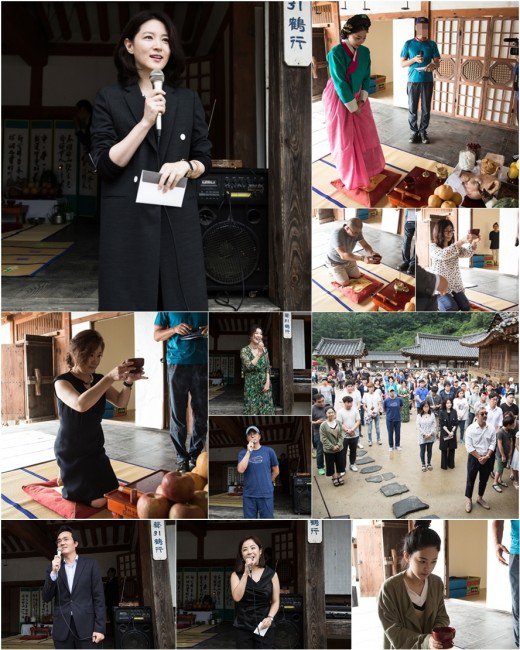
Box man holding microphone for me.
[237,425,279,519]
[43,526,105,648]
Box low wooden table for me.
[105,470,168,518]
[387,166,440,208]
[372,279,415,312]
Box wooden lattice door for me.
[433,15,518,130]
[272,530,295,591]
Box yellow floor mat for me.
[209,492,243,508]
[312,264,415,312]
[2,242,73,277]
[176,624,219,648]
[2,222,71,241]
[1,459,154,519]
[312,146,454,209]
[1,635,54,648]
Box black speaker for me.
[292,474,311,515]
[197,169,269,293]
[275,595,304,649]
[114,607,154,649]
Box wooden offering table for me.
[105,470,168,518]
[387,166,439,208]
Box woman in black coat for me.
[90,10,211,310]
[439,398,458,470]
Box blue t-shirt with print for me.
[511,520,519,555]
[154,312,207,365]
[238,446,279,498]
[384,397,403,421]
[401,39,440,83]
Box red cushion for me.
[22,479,100,519]
[332,274,384,303]
[331,169,401,207]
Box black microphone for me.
[149,69,165,140]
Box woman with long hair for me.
[54,330,145,507]
[417,401,436,472]
[230,536,280,648]
[429,219,478,311]
[453,387,469,442]
[240,325,275,415]
[90,10,211,310]
[322,14,385,191]
[439,398,458,470]
[378,522,450,649]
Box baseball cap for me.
[245,426,261,436]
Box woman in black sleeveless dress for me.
[230,536,280,649]
[54,329,145,507]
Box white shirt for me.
[337,407,360,438]
[486,405,504,432]
[453,397,469,421]
[51,554,79,593]
[465,421,496,456]
[345,389,361,409]
[363,391,382,414]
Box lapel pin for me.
[180,133,186,140]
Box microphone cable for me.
[54,571,103,645]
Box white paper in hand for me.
[136,170,187,207]
[253,623,268,637]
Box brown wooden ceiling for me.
[1,520,144,559]
[209,416,307,448]
[2,2,229,64]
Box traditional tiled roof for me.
[363,351,408,363]
[460,313,518,348]
[401,333,478,360]
[313,337,367,358]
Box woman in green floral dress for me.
[398,380,411,423]
[240,326,275,415]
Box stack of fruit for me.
[136,451,208,519]
[427,184,462,209]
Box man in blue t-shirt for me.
[237,426,279,519]
[492,520,519,648]
[400,17,441,144]
[414,378,429,409]
[383,388,404,451]
[154,312,208,472]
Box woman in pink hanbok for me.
[322,14,385,190]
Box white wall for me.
[134,312,165,430]
[472,209,500,256]
[368,20,394,83]
[341,1,422,14]
[499,209,520,277]
[486,520,512,612]
[448,520,487,589]
[1,322,12,344]
[393,19,414,108]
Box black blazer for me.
[416,265,438,312]
[43,557,105,642]
[439,409,458,450]
[90,83,212,310]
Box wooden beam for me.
[70,312,132,325]
[80,527,89,548]
[431,7,518,18]
[4,522,55,560]
[2,3,49,66]
[268,2,311,311]
[213,416,249,447]
[178,521,291,533]
[75,2,92,42]
[35,4,54,41]
[47,42,115,56]
[139,522,176,649]
[30,65,44,108]
[97,3,110,42]
[54,2,72,41]
[297,523,327,649]
[182,3,202,43]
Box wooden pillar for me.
[138,522,176,649]
[281,318,295,414]
[421,1,431,21]
[268,2,312,311]
[231,3,257,166]
[297,523,327,649]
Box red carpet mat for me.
[22,479,101,519]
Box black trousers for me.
[343,437,358,465]
[54,618,98,649]
[407,82,434,135]
[440,448,455,470]
[465,453,495,499]
[324,450,346,476]
[235,626,275,649]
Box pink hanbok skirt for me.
[322,77,385,190]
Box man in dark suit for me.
[43,526,105,648]
[416,265,448,311]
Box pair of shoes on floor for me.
[409,132,430,144]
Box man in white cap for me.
[237,426,279,519]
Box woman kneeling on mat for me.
[54,330,145,507]
[378,522,450,649]
[230,535,280,649]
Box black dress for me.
[234,566,276,649]
[54,372,118,504]
[439,408,458,469]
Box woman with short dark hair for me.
[90,10,211,310]
[54,330,145,507]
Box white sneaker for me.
[350,464,358,472]
[340,471,346,477]
[357,443,364,449]
[369,442,372,447]
[396,446,402,451]
[378,440,382,445]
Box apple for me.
[136,492,171,519]
[169,503,205,519]
[188,471,207,492]
[195,451,208,479]
[161,471,195,503]
[191,490,208,516]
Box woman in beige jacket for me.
[377,522,451,649]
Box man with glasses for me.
[464,407,497,513]
[326,217,381,287]
[400,17,440,144]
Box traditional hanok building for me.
[357,351,409,370]
[401,333,478,369]
[460,313,519,383]
[313,337,367,371]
